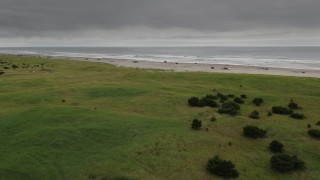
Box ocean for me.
[1,46,320,70]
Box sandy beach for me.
[47,56,320,78]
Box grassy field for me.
[0,55,319,180]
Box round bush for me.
[249,110,260,119]
[308,129,320,139]
[206,155,239,178]
[228,94,235,98]
[241,94,247,99]
[290,113,305,119]
[270,154,305,172]
[272,106,292,115]
[252,98,263,106]
[191,119,202,130]
[0,71,4,75]
[188,97,199,107]
[316,121,320,126]
[243,125,267,138]
[218,102,240,116]
[234,97,244,104]
[288,102,299,110]
[269,140,284,153]
[210,116,217,122]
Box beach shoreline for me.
[3,54,320,78]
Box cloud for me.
[0,0,319,46]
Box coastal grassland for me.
[0,55,319,180]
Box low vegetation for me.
[0,55,319,179]
[290,113,305,119]
[243,125,267,138]
[270,154,305,172]
[249,110,260,119]
[234,97,244,104]
[288,101,299,110]
[269,140,284,153]
[308,129,320,139]
[206,155,239,178]
[252,98,263,106]
[218,101,240,116]
[272,106,292,115]
[191,119,202,130]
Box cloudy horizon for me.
[1,0,320,47]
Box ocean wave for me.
[1,49,320,70]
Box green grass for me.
[0,55,319,180]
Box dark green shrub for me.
[272,106,292,115]
[217,92,228,102]
[243,125,267,138]
[4,66,9,69]
[234,97,244,104]
[206,155,239,178]
[288,102,299,110]
[270,154,305,172]
[249,110,260,119]
[252,98,263,106]
[290,113,305,119]
[199,97,218,107]
[307,124,311,128]
[268,111,273,116]
[241,94,247,99]
[188,97,218,107]
[11,64,18,69]
[269,140,284,153]
[308,129,320,139]
[218,102,240,116]
[0,71,4,75]
[228,94,235,98]
[191,119,202,130]
[188,97,199,107]
[317,121,320,126]
[210,116,217,122]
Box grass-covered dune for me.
[0,55,319,180]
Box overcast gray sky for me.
[1,0,320,46]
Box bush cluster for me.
[249,110,260,119]
[234,97,244,104]
[269,140,284,153]
[188,97,218,107]
[191,119,202,130]
[217,92,228,102]
[243,125,267,138]
[270,154,305,172]
[290,113,305,119]
[188,97,199,106]
[308,129,320,139]
[206,155,239,178]
[218,102,240,116]
[252,98,263,106]
[272,106,292,115]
